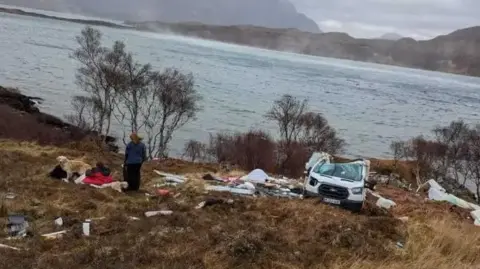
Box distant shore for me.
[0,6,131,29]
[2,6,480,77]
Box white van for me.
[304,153,370,212]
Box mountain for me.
[379,33,403,41]
[130,21,480,76]
[1,6,480,77]
[0,0,321,33]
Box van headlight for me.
[351,187,363,194]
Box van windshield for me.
[312,163,363,181]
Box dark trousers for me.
[125,163,142,191]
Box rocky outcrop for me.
[0,86,118,152]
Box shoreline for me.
[0,86,118,152]
[1,6,479,78]
[0,85,474,201]
[0,6,130,29]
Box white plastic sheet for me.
[376,197,397,209]
[426,180,480,211]
[243,169,269,184]
[426,179,480,225]
[471,210,480,226]
[205,185,255,195]
[366,189,397,209]
[237,182,256,191]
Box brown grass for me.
[0,140,479,269]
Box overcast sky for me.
[291,0,479,39]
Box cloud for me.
[291,0,480,39]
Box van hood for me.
[309,172,365,189]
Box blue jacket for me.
[125,141,147,164]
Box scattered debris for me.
[366,190,397,210]
[129,216,140,221]
[396,242,404,248]
[236,182,256,191]
[376,197,397,209]
[0,243,20,251]
[205,185,255,195]
[54,217,63,227]
[153,183,178,188]
[156,189,172,196]
[420,179,480,225]
[4,193,15,199]
[153,170,186,184]
[397,216,409,222]
[195,198,234,209]
[145,210,173,217]
[42,230,67,239]
[86,217,106,221]
[7,214,29,237]
[88,181,128,192]
[240,169,269,184]
[471,210,480,226]
[82,220,91,236]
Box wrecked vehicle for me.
[304,153,370,212]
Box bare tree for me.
[110,48,153,145]
[403,136,448,186]
[143,68,202,158]
[433,120,470,183]
[298,112,345,155]
[265,94,307,146]
[390,141,405,173]
[464,126,480,202]
[266,94,307,168]
[71,26,125,139]
[64,95,99,131]
[183,139,207,162]
[207,132,235,163]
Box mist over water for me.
[1,11,480,160]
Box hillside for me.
[130,21,480,76]
[0,0,321,33]
[1,138,480,268]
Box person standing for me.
[124,133,147,191]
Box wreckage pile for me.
[1,140,480,269]
[151,169,304,199]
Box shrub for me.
[182,139,207,162]
[208,130,276,173]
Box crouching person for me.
[124,133,147,191]
[76,162,113,186]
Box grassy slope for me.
[0,139,479,269]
